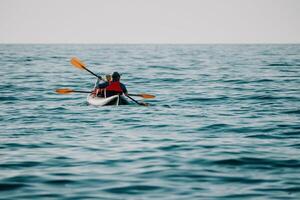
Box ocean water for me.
[0,44,300,199]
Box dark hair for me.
[112,72,120,81]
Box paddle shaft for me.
[83,66,102,80]
[126,95,145,106]
[128,94,141,97]
[71,90,91,93]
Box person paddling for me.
[97,72,128,97]
[105,74,112,83]
[92,74,112,97]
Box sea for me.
[0,44,300,199]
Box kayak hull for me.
[87,94,129,106]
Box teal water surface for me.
[0,44,300,199]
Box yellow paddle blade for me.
[140,94,155,99]
[70,57,86,70]
[55,88,74,94]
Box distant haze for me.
[0,0,299,43]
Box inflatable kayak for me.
[87,94,129,106]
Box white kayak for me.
[87,94,130,106]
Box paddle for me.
[56,88,91,94]
[56,88,155,99]
[126,95,149,106]
[69,57,151,106]
[70,57,102,80]
[129,93,155,99]
[56,88,149,106]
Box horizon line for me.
[0,42,300,45]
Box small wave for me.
[158,144,183,151]
[104,185,164,194]
[44,179,76,185]
[254,186,300,193]
[239,95,299,101]
[50,172,75,176]
[46,106,68,111]
[255,79,274,83]
[0,96,19,101]
[2,143,44,149]
[0,84,15,89]
[283,109,300,114]
[288,143,300,149]
[249,95,280,100]
[223,78,274,84]
[18,56,46,62]
[268,63,298,67]
[223,79,250,84]
[218,176,268,184]
[0,183,28,191]
[0,161,41,169]
[50,56,66,59]
[279,69,299,73]
[147,65,177,70]
[230,127,277,134]
[3,175,42,184]
[281,131,300,136]
[179,96,229,103]
[155,77,184,83]
[213,157,300,168]
[246,134,283,139]
[197,123,231,131]
[21,194,63,198]
[222,193,265,199]
[277,124,300,129]
[164,172,209,181]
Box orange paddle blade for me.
[70,57,86,70]
[140,94,155,99]
[129,93,156,99]
[55,88,74,94]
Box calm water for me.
[0,44,300,199]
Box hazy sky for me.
[0,0,299,43]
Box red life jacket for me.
[105,81,123,93]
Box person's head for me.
[106,74,112,82]
[112,72,121,81]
